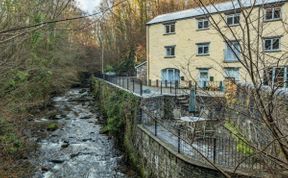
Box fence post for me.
[140,80,143,96]
[161,81,163,95]
[156,80,159,87]
[213,137,217,164]
[154,120,157,136]
[127,78,129,90]
[178,128,181,153]
[132,79,135,92]
[175,80,178,96]
[170,81,172,93]
[149,79,151,86]
[139,108,143,124]
[165,80,168,88]
[122,78,125,88]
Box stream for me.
[31,88,131,178]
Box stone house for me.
[146,0,288,88]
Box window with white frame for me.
[164,23,175,34]
[198,18,209,29]
[226,13,240,26]
[265,6,281,21]
[264,37,280,51]
[224,68,240,81]
[197,43,210,55]
[165,46,175,57]
[225,41,241,62]
[264,67,288,88]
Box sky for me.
[76,0,101,14]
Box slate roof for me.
[147,0,287,25]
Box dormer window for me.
[226,13,240,26]
[265,6,281,21]
[164,23,175,34]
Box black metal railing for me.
[98,74,225,96]
[140,110,268,173]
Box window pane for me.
[171,24,175,33]
[234,15,240,24]
[266,9,273,20]
[265,39,272,50]
[274,8,281,19]
[198,21,203,29]
[198,47,203,54]
[165,25,170,33]
[204,46,209,54]
[227,17,233,25]
[171,47,175,55]
[273,39,280,50]
[204,20,209,28]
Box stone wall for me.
[91,78,252,178]
[134,125,224,178]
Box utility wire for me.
[0,0,127,35]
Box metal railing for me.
[140,111,267,173]
[98,75,225,96]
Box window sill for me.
[196,54,210,57]
[164,56,176,58]
[225,24,240,27]
[196,28,210,31]
[263,50,281,53]
[163,32,176,36]
[223,60,239,63]
[263,18,282,23]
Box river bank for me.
[28,88,137,178]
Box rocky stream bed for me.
[30,88,134,178]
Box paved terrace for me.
[103,76,225,98]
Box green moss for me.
[0,118,24,155]
[91,77,147,177]
[47,122,59,131]
[224,120,254,155]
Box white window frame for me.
[264,6,282,21]
[265,67,288,87]
[224,41,241,62]
[165,46,175,57]
[224,68,240,81]
[164,23,175,34]
[197,43,210,55]
[263,37,281,52]
[226,13,240,26]
[197,18,209,29]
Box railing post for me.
[213,137,217,164]
[165,80,168,88]
[154,120,157,136]
[139,108,143,124]
[132,79,135,92]
[149,79,151,86]
[170,81,172,93]
[140,80,143,96]
[175,80,178,96]
[122,78,125,88]
[178,128,181,153]
[126,78,129,90]
[161,81,163,95]
[156,80,159,87]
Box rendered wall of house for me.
[147,2,288,83]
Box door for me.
[161,68,180,83]
[198,69,209,88]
